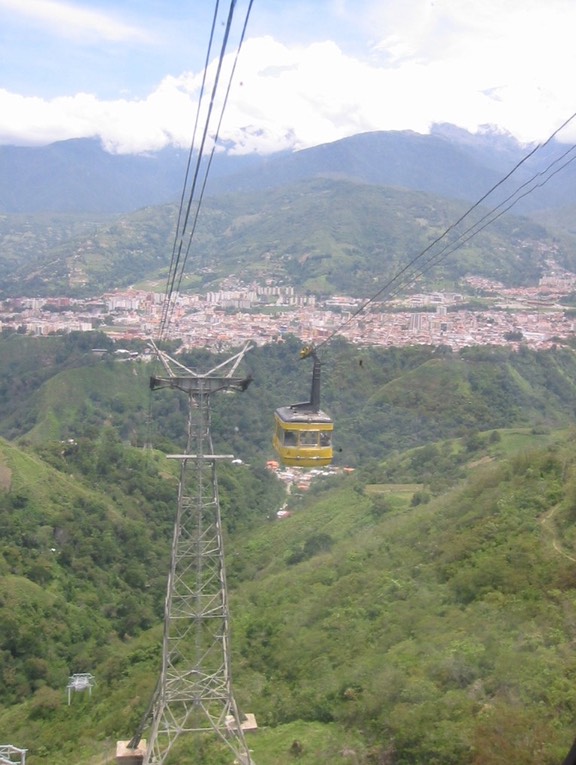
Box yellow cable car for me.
[273,347,334,468]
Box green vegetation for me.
[3,332,576,470]
[228,441,576,765]
[1,337,576,763]
[0,211,112,296]
[1,178,572,297]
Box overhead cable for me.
[159,0,254,339]
[314,110,576,351]
[161,0,222,334]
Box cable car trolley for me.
[273,346,334,468]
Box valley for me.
[2,338,576,763]
[3,127,576,764]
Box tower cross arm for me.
[150,375,252,394]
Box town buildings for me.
[2,265,576,352]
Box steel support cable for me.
[160,0,250,339]
[143,0,222,464]
[161,0,222,336]
[390,144,576,296]
[314,110,576,352]
[172,0,255,303]
[422,141,576,266]
[161,0,254,338]
[160,0,231,338]
[420,152,576,277]
[160,0,234,337]
[318,134,576,348]
[320,148,576,340]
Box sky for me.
[1,0,576,155]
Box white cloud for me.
[0,82,199,153]
[0,0,151,42]
[216,33,576,151]
[2,10,576,156]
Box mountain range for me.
[0,178,565,299]
[1,124,576,215]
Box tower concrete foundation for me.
[115,740,146,765]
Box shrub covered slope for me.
[1,337,576,763]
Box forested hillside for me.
[227,430,576,765]
[1,336,576,763]
[3,333,576,467]
[0,177,570,298]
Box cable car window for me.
[300,431,319,446]
[283,431,297,446]
[320,432,331,446]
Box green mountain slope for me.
[226,433,576,764]
[0,436,172,701]
[0,178,570,298]
[3,336,576,763]
[4,335,576,473]
[2,427,576,764]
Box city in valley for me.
[2,263,576,352]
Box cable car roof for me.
[275,405,333,424]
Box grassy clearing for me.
[249,720,369,764]
[364,482,423,495]
[489,427,567,456]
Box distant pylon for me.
[143,342,255,765]
[0,746,27,765]
[66,673,95,705]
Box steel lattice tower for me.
[142,342,255,765]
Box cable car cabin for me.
[273,347,333,468]
[273,406,333,468]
